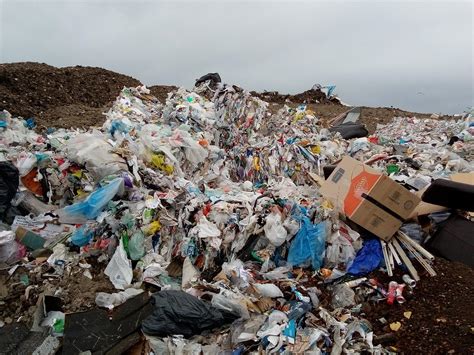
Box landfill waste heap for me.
[0,74,473,354]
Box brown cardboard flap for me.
[369,175,421,220]
[351,200,402,241]
[451,172,474,185]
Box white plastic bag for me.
[263,266,291,280]
[263,212,287,247]
[15,152,37,176]
[331,284,355,308]
[95,288,143,309]
[182,257,200,288]
[65,133,127,180]
[105,239,133,290]
[211,293,250,320]
[195,215,221,238]
[0,231,19,264]
[254,283,284,298]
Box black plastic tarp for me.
[62,292,151,354]
[329,122,368,139]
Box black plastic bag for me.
[329,122,368,139]
[195,73,221,86]
[426,214,474,267]
[0,161,19,220]
[142,290,238,337]
[422,179,474,211]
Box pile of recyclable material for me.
[0,81,473,354]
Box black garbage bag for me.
[142,290,238,337]
[422,179,474,211]
[426,214,474,267]
[0,162,19,220]
[329,122,368,139]
[195,73,222,86]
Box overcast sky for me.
[1,0,472,114]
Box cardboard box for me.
[320,156,420,241]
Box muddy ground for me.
[366,258,474,354]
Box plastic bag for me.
[65,133,127,180]
[95,288,143,309]
[211,293,250,320]
[325,223,360,268]
[41,311,65,336]
[168,129,208,166]
[254,283,284,298]
[262,266,291,280]
[71,225,94,247]
[58,178,123,223]
[194,215,221,238]
[331,284,355,308]
[230,315,267,344]
[128,230,145,260]
[15,190,55,216]
[287,217,326,269]
[263,212,287,247]
[0,230,20,264]
[142,290,238,336]
[329,122,368,139]
[347,238,383,275]
[222,259,251,289]
[182,256,200,288]
[0,161,19,219]
[105,238,133,290]
[15,152,37,177]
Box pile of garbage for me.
[0,78,473,354]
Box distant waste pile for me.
[0,69,473,354]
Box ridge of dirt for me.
[0,62,456,132]
[251,88,342,105]
[148,85,178,103]
[0,62,141,124]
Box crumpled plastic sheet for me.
[347,238,383,276]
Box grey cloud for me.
[1,0,472,113]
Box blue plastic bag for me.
[325,85,336,97]
[71,225,94,247]
[25,118,36,129]
[109,120,130,137]
[60,178,123,222]
[287,208,326,269]
[347,238,383,275]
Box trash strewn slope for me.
[0,67,473,354]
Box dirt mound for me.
[39,104,109,130]
[148,85,178,103]
[0,62,141,126]
[251,88,341,105]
